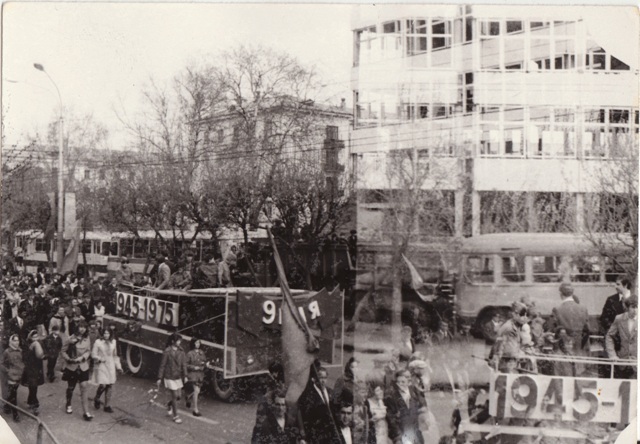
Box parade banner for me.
[115,291,179,327]
[489,372,636,424]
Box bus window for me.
[501,256,525,282]
[149,239,160,258]
[109,242,119,256]
[81,240,92,254]
[532,256,562,283]
[133,239,149,259]
[121,239,134,258]
[101,242,110,256]
[465,255,494,283]
[572,256,601,282]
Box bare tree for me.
[583,136,638,289]
[360,145,459,342]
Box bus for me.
[354,233,632,334]
[13,228,255,278]
[103,286,344,401]
[457,233,630,334]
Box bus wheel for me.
[125,344,147,376]
[212,370,236,402]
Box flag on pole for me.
[402,254,434,302]
[59,221,81,274]
[266,228,319,414]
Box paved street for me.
[0,325,478,444]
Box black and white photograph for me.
[1,3,638,443]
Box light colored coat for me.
[91,338,121,385]
[606,312,638,360]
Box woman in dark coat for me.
[21,330,45,416]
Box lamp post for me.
[33,63,64,271]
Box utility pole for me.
[34,63,65,271]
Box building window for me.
[326,125,339,140]
[406,19,427,55]
[432,20,451,50]
[84,169,91,179]
[99,169,105,180]
[506,21,523,33]
[381,20,401,51]
[217,129,224,143]
[481,21,500,36]
[354,25,377,66]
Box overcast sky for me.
[2,2,636,152]
[2,2,354,150]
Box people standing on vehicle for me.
[1,334,24,422]
[61,320,94,421]
[155,255,172,290]
[91,327,122,413]
[116,256,134,287]
[605,296,638,379]
[490,301,529,372]
[218,254,234,288]
[481,312,503,359]
[20,330,45,416]
[157,333,187,424]
[548,283,590,357]
[43,324,63,382]
[600,277,631,335]
[185,338,205,417]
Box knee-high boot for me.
[104,385,112,408]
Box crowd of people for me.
[251,353,440,444]
[0,267,125,422]
[0,258,635,441]
[486,278,637,380]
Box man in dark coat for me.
[385,369,425,444]
[600,277,631,334]
[298,366,341,444]
[251,390,297,444]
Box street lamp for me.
[34,63,64,272]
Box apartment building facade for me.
[351,5,639,242]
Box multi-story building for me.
[198,97,353,189]
[351,5,638,242]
